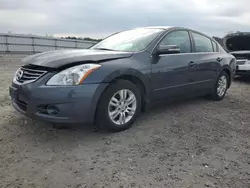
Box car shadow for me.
[5,95,212,146]
[234,75,250,83]
[49,95,209,133]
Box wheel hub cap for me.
[108,89,137,125]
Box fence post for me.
[55,39,57,50]
[32,37,35,54]
[5,35,9,53]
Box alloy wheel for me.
[217,75,227,97]
[108,89,137,125]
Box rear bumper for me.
[9,82,108,124]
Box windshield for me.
[91,28,164,52]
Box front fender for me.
[82,57,151,103]
[102,68,148,85]
[82,57,151,86]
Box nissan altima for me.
[9,27,236,132]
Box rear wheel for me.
[211,71,229,101]
[96,80,141,132]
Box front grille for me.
[15,66,47,84]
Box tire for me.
[211,71,229,101]
[96,80,142,132]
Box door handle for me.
[188,61,196,67]
[216,57,223,62]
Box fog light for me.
[47,105,59,115]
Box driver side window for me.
[159,30,191,53]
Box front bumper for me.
[9,82,108,124]
[236,64,250,75]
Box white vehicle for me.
[223,32,250,76]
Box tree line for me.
[61,36,102,42]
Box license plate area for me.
[9,86,18,100]
[9,86,28,111]
[236,59,247,65]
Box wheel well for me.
[113,75,147,111]
[93,75,147,125]
[222,68,231,88]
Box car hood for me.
[223,32,250,52]
[22,49,133,68]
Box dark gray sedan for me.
[9,27,236,132]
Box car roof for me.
[131,26,216,42]
[142,26,215,37]
[134,26,175,30]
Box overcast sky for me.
[1,0,250,38]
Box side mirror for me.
[155,45,181,55]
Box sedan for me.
[9,26,236,132]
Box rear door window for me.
[192,32,213,53]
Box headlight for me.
[46,64,101,85]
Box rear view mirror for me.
[155,45,180,55]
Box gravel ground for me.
[0,55,250,188]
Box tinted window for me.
[192,32,213,52]
[212,41,218,52]
[159,31,191,53]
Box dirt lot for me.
[0,54,250,188]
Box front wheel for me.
[211,71,229,101]
[96,80,142,132]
